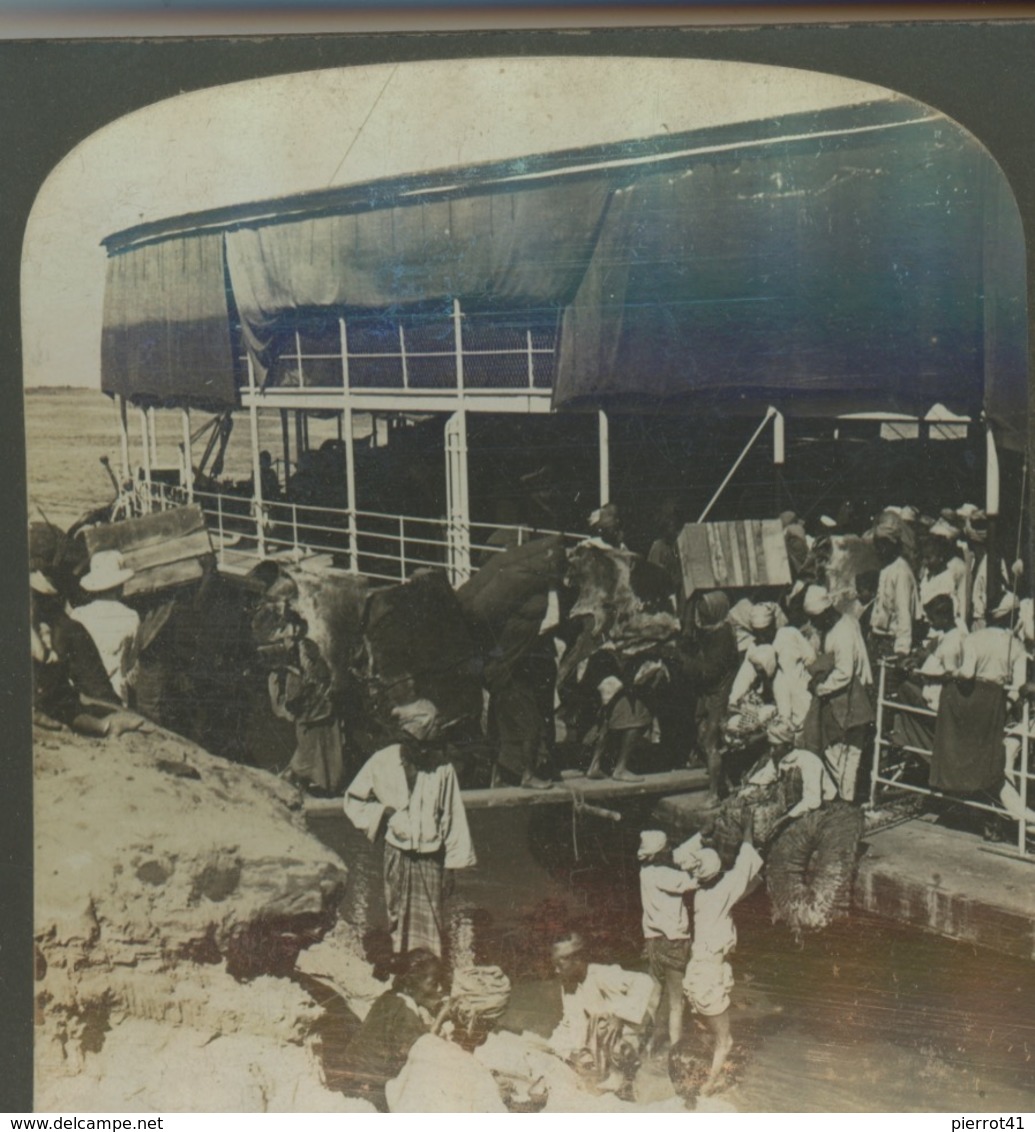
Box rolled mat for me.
[766,801,864,934]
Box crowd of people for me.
[332,493,1034,1109]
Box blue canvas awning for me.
[100,98,1027,448]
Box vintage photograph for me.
[18,33,1035,1114]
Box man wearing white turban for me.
[344,699,476,957]
[802,586,874,801]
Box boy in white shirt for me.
[675,810,763,1095]
[637,830,699,1049]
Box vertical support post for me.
[292,503,300,558]
[295,410,306,460]
[772,406,785,514]
[295,330,305,388]
[280,409,291,484]
[526,329,535,389]
[399,324,409,389]
[138,406,152,510]
[147,405,158,469]
[181,406,193,503]
[340,317,359,574]
[446,298,471,585]
[216,491,225,568]
[246,354,266,558]
[986,420,1002,613]
[1020,699,1030,855]
[598,410,610,507]
[869,659,888,808]
[399,515,407,581]
[115,394,130,484]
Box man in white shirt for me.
[675,810,763,1095]
[869,513,920,657]
[548,931,658,1095]
[759,717,839,818]
[772,623,817,738]
[802,585,874,801]
[344,699,476,957]
[637,830,698,1048]
[70,550,140,705]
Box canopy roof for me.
[101,95,1027,449]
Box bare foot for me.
[612,769,644,783]
[520,773,554,791]
[586,765,608,780]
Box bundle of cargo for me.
[676,518,792,598]
[362,570,483,727]
[82,504,215,595]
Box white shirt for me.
[918,626,968,712]
[690,842,763,962]
[386,1033,506,1113]
[343,745,476,869]
[70,598,139,703]
[871,556,920,654]
[956,627,1028,702]
[549,964,657,1058]
[640,863,698,940]
[779,749,839,817]
[815,613,873,698]
[773,625,817,730]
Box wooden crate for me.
[676,519,791,596]
[83,505,214,596]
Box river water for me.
[309,801,1035,1113]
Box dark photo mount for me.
[5,12,1035,1116]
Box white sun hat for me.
[80,550,134,593]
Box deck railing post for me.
[399,515,407,581]
[340,316,359,574]
[216,492,225,568]
[869,659,888,808]
[138,407,153,512]
[246,353,266,558]
[1020,698,1030,855]
[292,503,300,558]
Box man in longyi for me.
[344,699,476,958]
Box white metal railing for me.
[244,302,556,395]
[131,479,584,587]
[869,659,1032,858]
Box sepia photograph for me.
[8,16,1035,1115]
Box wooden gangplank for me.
[303,767,709,817]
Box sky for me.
[21,56,895,391]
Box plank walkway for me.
[304,766,709,816]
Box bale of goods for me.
[766,801,864,935]
[456,535,567,631]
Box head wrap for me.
[638,830,668,860]
[673,846,722,884]
[747,644,778,678]
[778,510,798,529]
[766,717,796,747]
[873,512,903,543]
[803,585,833,617]
[695,590,730,628]
[450,965,512,1026]
[588,503,621,533]
[964,510,988,543]
[928,519,960,541]
[748,603,776,631]
[819,514,838,530]
[956,503,979,520]
[392,699,441,742]
[900,505,919,523]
